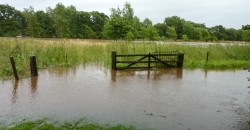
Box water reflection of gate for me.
[111,68,183,82]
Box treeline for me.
[0,2,250,41]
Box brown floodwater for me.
[0,64,249,130]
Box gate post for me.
[112,51,117,70]
[10,57,19,80]
[30,56,38,76]
[177,53,184,68]
[148,53,151,69]
[206,52,209,61]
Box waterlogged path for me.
[0,65,249,129]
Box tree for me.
[0,4,24,36]
[209,25,227,40]
[242,24,250,30]
[242,30,250,42]
[142,18,152,27]
[182,34,189,41]
[154,23,167,37]
[164,16,183,39]
[183,22,195,39]
[102,2,136,40]
[166,26,177,40]
[103,17,130,39]
[35,11,55,38]
[225,28,238,41]
[125,31,134,41]
[90,11,109,38]
[141,26,159,40]
[22,6,41,37]
[53,3,70,38]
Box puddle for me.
[0,64,249,129]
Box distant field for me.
[0,37,250,79]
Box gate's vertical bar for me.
[112,51,117,70]
[148,53,151,69]
[177,53,184,68]
[10,57,19,80]
[30,56,38,76]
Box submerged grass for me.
[0,37,250,79]
[0,119,137,130]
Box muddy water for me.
[0,65,249,130]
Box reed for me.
[0,37,250,79]
[0,119,136,130]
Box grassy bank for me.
[0,37,250,79]
[0,119,136,130]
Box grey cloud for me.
[0,0,249,28]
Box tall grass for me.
[0,119,136,130]
[0,37,250,79]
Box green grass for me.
[0,37,250,79]
[0,119,137,130]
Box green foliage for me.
[209,25,227,40]
[154,23,167,37]
[35,11,55,38]
[166,26,177,40]
[0,4,24,36]
[1,119,136,130]
[22,6,41,37]
[141,26,159,40]
[102,2,138,40]
[89,11,109,38]
[53,3,71,38]
[0,3,248,41]
[1,38,249,79]
[182,34,189,41]
[242,24,250,30]
[165,16,184,39]
[242,30,250,42]
[125,31,135,41]
[183,22,195,39]
[142,18,152,27]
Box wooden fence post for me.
[10,57,19,80]
[206,52,209,61]
[30,56,38,76]
[177,53,184,68]
[112,51,117,70]
[148,53,151,69]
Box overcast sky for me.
[1,0,249,29]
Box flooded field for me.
[0,64,249,130]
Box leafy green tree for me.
[164,16,183,39]
[242,30,250,42]
[125,31,135,41]
[35,11,55,37]
[242,25,250,30]
[103,17,130,39]
[53,3,70,38]
[225,28,238,41]
[141,26,159,40]
[182,34,189,41]
[183,22,195,39]
[154,23,167,37]
[0,4,24,36]
[142,18,152,27]
[102,2,136,40]
[90,11,109,38]
[166,26,177,40]
[22,6,41,37]
[209,25,227,40]
[199,28,210,40]
[193,28,203,40]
